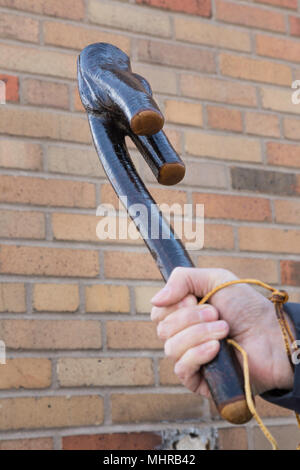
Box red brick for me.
[0,74,18,102]
[281,260,300,286]
[63,432,162,450]
[0,175,95,208]
[0,0,85,20]
[193,193,271,221]
[137,39,216,73]
[255,0,297,8]
[0,246,99,277]
[239,226,300,254]
[290,16,300,37]
[267,142,300,168]
[136,0,211,17]
[216,0,286,32]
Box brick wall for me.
[0,0,299,450]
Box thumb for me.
[151,267,237,307]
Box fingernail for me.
[151,286,171,304]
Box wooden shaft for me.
[78,42,252,425]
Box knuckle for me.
[157,322,168,340]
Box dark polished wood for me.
[77,42,252,425]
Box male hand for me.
[151,267,295,398]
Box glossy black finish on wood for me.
[77,42,251,424]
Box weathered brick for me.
[165,100,203,127]
[239,226,300,253]
[220,53,292,86]
[0,43,76,79]
[63,432,162,450]
[44,22,130,55]
[0,11,39,43]
[85,285,130,313]
[274,199,300,224]
[107,321,163,349]
[255,0,297,8]
[1,209,44,241]
[0,175,95,208]
[231,167,296,196]
[281,261,300,285]
[88,0,171,37]
[0,74,18,102]
[245,112,280,137]
[136,0,211,17]
[0,319,102,349]
[0,107,91,143]
[137,40,216,73]
[33,284,79,312]
[254,425,299,450]
[0,438,53,450]
[186,132,261,163]
[267,142,300,168]
[256,34,300,63]
[0,395,103,430]
[197,255,279,284]
[104,251,160,280]
[193,193,271,221]
[0,246,99,277]
[0,140,42,170]
[261,86,300,115]
[207,106,242,132]
[0,283,26,313]
[132,63,177,95]
[283,118,300,140]
[0,358,51,389]
[216,0,286,32]
[159,357,181,385]
[290,16,300,37]
[23,79,69,110]
[134,286,162,314]
[57,357,154,386]
[47,145,104,177]
[180,74,257,107]
[0,0,85,20]
[111,393,204,423]
[218,427,248,450]
[174,17,250,51]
